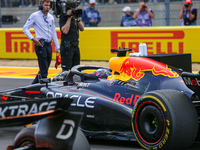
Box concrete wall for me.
[1,1,200,27]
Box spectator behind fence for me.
[133,0,155,26]
[82,0,101,27]
[120,6,137,27]
[179,0,197,26]
[28,0,39,7]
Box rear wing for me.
[0,97,72,127]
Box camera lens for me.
[185,3,189,8]
[142,5,146,8]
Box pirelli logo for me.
[111,31,185,54]
[5,32,61,53]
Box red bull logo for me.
[120,57,179,81]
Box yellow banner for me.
[0,26,200,62]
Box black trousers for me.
[32,43,52,84]
[60,41,80,71]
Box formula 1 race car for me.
[1,48,200,150]
[0,97,90,150]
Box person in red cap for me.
[179,0,198,26]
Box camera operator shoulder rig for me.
[51,0,82,18]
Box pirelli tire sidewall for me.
[132,89,198,150]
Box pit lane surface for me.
[0,78,199,150]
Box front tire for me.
[14,125,90,150]
[132,90,198,150]
[14,125,36,148]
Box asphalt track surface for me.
[0,70,200,150]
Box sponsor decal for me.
[119,57,179,81]
[70,95,95,108]
[159,126,170,149]
[56,119,75,140]
[5,31,61,54]
[6,32,35,53]
[78,83,91,88]
[0,101,57,118]
[182,77,200,86]
[107,80,116,86]
[46,92,95,108]
[86,114,95,118]
[111,31,184,54]
[113,93,140,105]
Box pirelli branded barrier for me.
[0,26,200,62]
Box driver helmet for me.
[93,69,111,79]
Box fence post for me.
[165,0,170,26]
[0,1,2,27]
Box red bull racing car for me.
[1,48,200,150]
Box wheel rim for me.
[134,101,165,145]
[18,140,35,148]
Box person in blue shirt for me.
[120,6,137,27]
[82,0,101,27]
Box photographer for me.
[179,0,197,26]
[133,0,155,27]
[59,2,84,71]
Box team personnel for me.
[59,3,84,71]
[23,0,60,84]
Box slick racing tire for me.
[14,125,36,148]
[14,125,91,150]
[132,90,198,150]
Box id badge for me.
[142,19,145,24]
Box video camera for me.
[51,0,82,18]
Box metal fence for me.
[0,0,190,7]
[0,0,200,27]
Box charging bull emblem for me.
[119,57,179,81]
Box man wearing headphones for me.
[23,0,60,84]
[59,2,84,71]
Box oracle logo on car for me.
[46,92,95,109]
[113,93,140,106]
[111,31,185,54]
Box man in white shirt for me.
[23,0,60,84]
